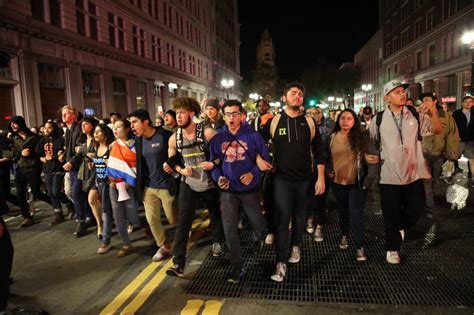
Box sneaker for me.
[386,251,400,264]
[66,204,75,220]
[50,211,65,225]
[444,176,453,184]
[288,246,301,264]
[127,224,134,234]
[166,264,184,277]
[339,235,349,250]
[227,267,246,283]
[306,218,314,234]
[20,217,34,228]
[265,233,274,245]
[97,243,111,254]
[314,226,324,242]
[252,240,263,255]
[270,262,287,282]
[116,246,132,258]
[152,245,171,262]
[74,222,87,237]
[356,248,367,261]
[399,229,405,242]
[211,242,224,257]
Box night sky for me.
[238,1,380,81]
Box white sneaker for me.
[314,227,324,242]
[152,245,170,262]
[386,251,400,264]
[211,242,224,257]
[306,218,314,234]
[400,230,405,242]
[270,262,286,282]
[288,246,301,264]
[265,233,274,245]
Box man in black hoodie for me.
[4,116,49,227]
[263,82,326,282]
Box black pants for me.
[305,176,330,226]
[0,172,10,214]
[15,169,50,219]
[379,179,425,251]
[44,173,72,211]
[0,217,14,311]
[172,182,224,268]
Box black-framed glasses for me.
[224,112,241,117]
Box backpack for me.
[269,113,316,141]
[176,122,208,156]
[375,105,422,151]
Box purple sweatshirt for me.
[210,123,269,193]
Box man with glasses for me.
[369,80,442,264]
[209,99,269,283]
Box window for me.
[392,36,398,52]
[416,0,424,8]
[76,0,99,40]
[38,64,64,88]
[392,11,398,32]
[401,2,408,21]
[443,0,457,20]
[414,18,422,38]
[385,42,391,56]
[387,66,391,81]
[151,35,162,63]
[113,77,126,94]
[429,44,435,66]
[108,13,125,49]
[49,0,62,27]
[31,0,45,21]
[136,81,146,108]
[82,71,100,93]
[132,25,145,57]
[416,51,422,70]
[394,63,399,74]
[163,2,167,26]
[401,28,410,47]
[426,8,434,31]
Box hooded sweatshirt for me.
[210,123,269,193]
[4,116,41,172]
[39,135,65,174]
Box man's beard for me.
[179,117,192,129]
[288,104,301,110]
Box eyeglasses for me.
[224,112,241,117]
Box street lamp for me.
[221,79,234,99]
[249,93,261,100]
[462,31,474,94]
[361,84,373,106]
[327,96,335,109]
[336,97,343,109]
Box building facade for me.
[380,0,473,110]
[354,29,384,112]
[0,0,240,128]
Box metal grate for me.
[186,196,474,307]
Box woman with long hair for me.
[327,108,378,261]
[93,124,115,254]
[106,119,141,258]
[39,120,74,225]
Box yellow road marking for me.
[120,259,174,315]
[192,218,210,230]
[100,262,162,315]
[202,300,224,315]
[180,299,205,315]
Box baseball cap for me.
[419,92,437,101]
[383,80,409,96]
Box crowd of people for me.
[0,79,473,311]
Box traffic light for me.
[309,100,316,106]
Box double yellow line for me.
[181,299,223,315]
[100,259,173,315]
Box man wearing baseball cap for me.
[368,80,442,265]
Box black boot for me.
[50,212,65,225]
[74,221,87,237]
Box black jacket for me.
[39,135,65,174]
[452,108,474,142]
[0,134,12,175]
[135,127,173,202]
[64,122,85,172]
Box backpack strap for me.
[404,105,422,142]
[176,122,207,153]
[305,116,316,141]
[269,113,281,139]
[375,110,384,151]
[176,127,183,153]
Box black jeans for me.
[70,171,89,222]
[0,217,14,311]
[220,191,266,268]
[172,182,224,268]
[15,169,50,218]
[305,176,330,226]
[331,182,367,249]
[273,175,310,263]
[0,172,10,214]
[44,173,72,211]
[379,179,425,251]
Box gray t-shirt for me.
[142,130,168,189]
[462,109,471,125]
[369,106,432,185]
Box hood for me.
[8,116,32,135]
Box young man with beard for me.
[128,109,177,262]
[5,116,50,227]
[369,80,442,264]
[263,82,326,282]
[452,96,474,187]
[209,99,270,283]
[163,97,225,277]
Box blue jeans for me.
[44,173,72,211]
[98,181,113,245]
[70,171,89,221]
[109,186,141,246]
[273,176,311,263]
[331,182,366,249]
